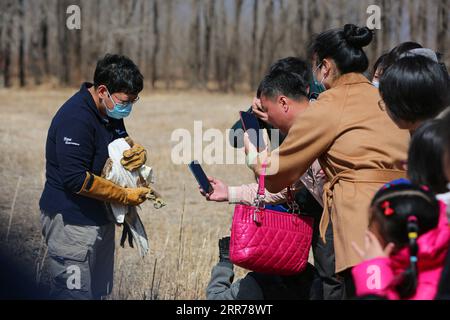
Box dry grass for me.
[0,87,256,300]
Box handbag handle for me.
[255,163,300,214]
[257,163,267,197]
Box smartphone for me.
[188,161,213,194]
[239,111,266,152]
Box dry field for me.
[0,87,256,300]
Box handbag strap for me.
[257,163,267,196]
[255,163,300,214]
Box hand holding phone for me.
[188,161,213,194]
[239,111,266,152]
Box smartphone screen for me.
[188,161,213,194]
[239,111,266,152]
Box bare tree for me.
[437,0,448,56]
[203,0,215,88]
[227,0,244,91]
[187,0,202,88]
[0,0,448,91]
[1,0,14,87]
[258,0,275,77]
[249,0,259,90]
[214,0,228,91]
[18,0,25,87]
[151,0,160,88]
[164,0,174,90]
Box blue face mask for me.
[313,63,326,93]
[372,81,380,89]
[104,91,133,120]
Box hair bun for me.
[343,24,373,48]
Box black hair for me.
[94,54,144,96]
[379,56,450,123]
[382,41,423,71]
[372,53,388,78]
[370,183,440,298]
[257,70,310,101]
[436,52,450,76]
[269,57,313,84]
[408,120,449,194]
[308,24,373,74]
[443,113,450,171]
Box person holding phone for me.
[246,24,410,299]
[229,57,323,150]
[201,69,338,300]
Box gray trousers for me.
[40,212,115,300]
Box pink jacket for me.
[352,201,450,300]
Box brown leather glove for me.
[121,137,147,172]
[78,172,150,206]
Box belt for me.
[319,169,406,242]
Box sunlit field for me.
[0,87,258,299]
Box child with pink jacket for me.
[352,179,450,300]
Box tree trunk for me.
[58,0,70,85]
[151,0,160,89]
[258,0,275,76]
[18,0,26,87]
[437,0,448,56]
[203,0,215,88]
[250,0,259,90]
[228,0,244,92]
[164,0,174,90]
[188,0,202,88]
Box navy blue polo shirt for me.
[39,83,128,226]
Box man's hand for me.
[124,187,151,206]
[352,231,395,261]
[199,177,229,202]
[121,142,148,172]
[251,97,269,123]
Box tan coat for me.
[260,73,410,273]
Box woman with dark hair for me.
[371,53,388,88]
[382,41,423,71]
[245,24,410,299]
[379,56,450,133]
[352,179,450,300]
[408,120,450,195]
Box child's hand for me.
[352,231,395,261]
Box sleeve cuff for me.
[228,186,242,204]
[217,261,234,269]
[245,149,259,169]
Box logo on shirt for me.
[115,129,126,136]
[64,137,80,146]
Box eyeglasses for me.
[108,91,140,106]
[378,100,386,111]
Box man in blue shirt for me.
[40,54,150,299]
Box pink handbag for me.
[229,166,314,276]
